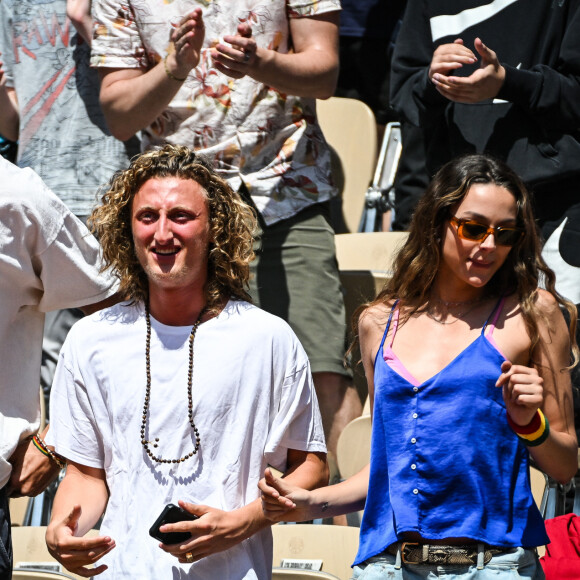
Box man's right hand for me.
[7,436,60,498]
[46,505,115,578]
[165,8,205,80]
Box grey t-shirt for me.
[0,0,139,217]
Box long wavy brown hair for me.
[356,154,578,366]
[89,145,257,312]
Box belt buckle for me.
[400,542,420,564]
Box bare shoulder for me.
[498,292,522,317]
[534,288,562,315]
[500,289,567,338]
[500,289,561,319]
[358,302,392,336]
[534,289,570,342]
[358,302,392,375]
[491,293,528,363]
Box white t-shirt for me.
[50,299,326,579]
[0,157,117,489]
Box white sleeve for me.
[264,356,326,473]
[37,210,117,313]
[49,335,107,469]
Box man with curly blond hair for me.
[45,145,328,580]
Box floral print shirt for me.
[92,0,341,225]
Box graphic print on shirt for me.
[9,1,74,150]
[0,0,134,215]
[430,0,519,41]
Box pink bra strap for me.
[486,297,507,337]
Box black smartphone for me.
[149,503,199,544]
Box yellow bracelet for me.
[163,55,187,82]
[32,435,66,469]
[507,410,550,447]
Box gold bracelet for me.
[32,435,66,469]
[163,55,187,82]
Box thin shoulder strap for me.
[379,300,399,350]
[482,296,507,337]
[388,306,401,348]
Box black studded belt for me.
[387,542,506,566]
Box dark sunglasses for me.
[449,216,524,247]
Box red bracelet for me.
[507,410,550,447]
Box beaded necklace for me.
[140,305,204,464]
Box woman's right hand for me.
[46,505,115,577]
[258,468,314,522]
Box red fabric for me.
[540,513,580,579]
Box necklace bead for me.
[141,305,204,463]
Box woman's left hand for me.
[496,360,543,427]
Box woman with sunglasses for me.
[260,154,578,579]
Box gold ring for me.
[185,552,194,563]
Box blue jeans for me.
[0,486,12,580]
[351,547,545,580]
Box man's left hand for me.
[158,501,251,563]
[8,437,60,497]
[210,23,257,79]
[431,37,505,103]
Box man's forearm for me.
[249,49,337,99]
[50,464,108,536]
[98,63,183,141]
[98,8,204,141]
[282,450,328,490]
[246,13,338,99]
[227,451,328,542]
[210,12,338,99]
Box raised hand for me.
[431,37,505,103]
[496,359,544,427]
[166,8,205,80]
[210,22,257,79]
[429,39,476,82]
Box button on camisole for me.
[354,298,549,566]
